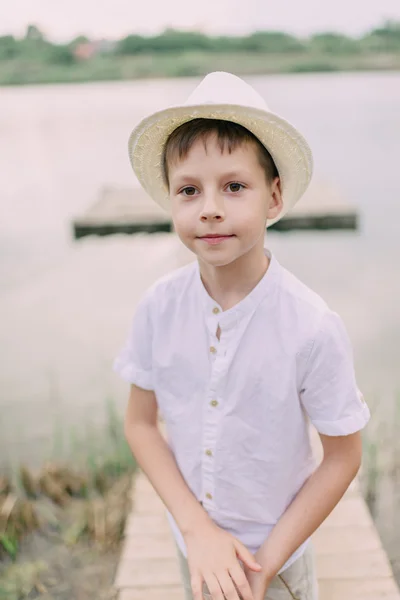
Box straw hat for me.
[128,71,313,227]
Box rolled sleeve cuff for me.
[113,357,153,390]
[311,402,370,436]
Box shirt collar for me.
[195,248,281,330]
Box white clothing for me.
[113,249,370,572]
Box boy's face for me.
[168,133,282,268]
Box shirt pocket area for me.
[152,362,203,424]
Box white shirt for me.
[113,248,370,572]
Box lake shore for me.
[1,50,400,86]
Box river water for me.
[0,72,399,576]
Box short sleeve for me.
[113,291,154,390]
[299,310,370,436]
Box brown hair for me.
[162,118,279,187]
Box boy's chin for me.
[179,237,253,268]
[196,248,243,268]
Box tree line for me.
[0,22,399,65]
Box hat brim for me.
[128,103,313,228]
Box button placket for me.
[202,311,236,506]
[202,333,224,505]
[202,404,217,502]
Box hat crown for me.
[185,71,270,112]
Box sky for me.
[1,0,400,42]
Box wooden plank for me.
[125,513,171,536]
[122,532,180,559]
[133,489,165,514]
[313,525,384,554]
[73,186,171,239]
[119,588,185,600]
[316,550,394,580]
[73,179,358,239]
[115,557,182,588]
[321,496,374,528]
[318,578,400,600]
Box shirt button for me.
[212,307,220,314]
[205,449,213,456]
[210,399,218,407]
[209,346,217,354]
[205,493,213,500]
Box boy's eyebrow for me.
[170,174,200,185]
[171,170,251,184]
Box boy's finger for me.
[217,571,242,600]
[203,573,225,600]
[190,575,206,600]
[228,564,254,600]
[233,540,262,572]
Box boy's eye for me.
[181,186,197,196]
[228,182,244,193]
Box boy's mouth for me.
[198,234,235,245]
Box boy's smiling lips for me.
[197,233,235,245]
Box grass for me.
[0,397,136,563]
[0,398,133,595]
[46,396,135,482]
[361,390,400,516]
[0,561,48,599]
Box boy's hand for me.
[184,521,262,600]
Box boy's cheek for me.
[171,212,193,236]
[171,218,188,240]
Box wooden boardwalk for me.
[114,430,400,600]
[72,179,358,240]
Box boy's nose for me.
[200,194,225,221]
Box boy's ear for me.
[268,177,283,219]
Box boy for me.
[114,72,370,600]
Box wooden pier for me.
[72,179,358,240]
[114,429,400,600]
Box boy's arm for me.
[246,431,362,599]
[124,383,211,535]
[125,384,261,600]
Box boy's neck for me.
[198,242,270,312]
